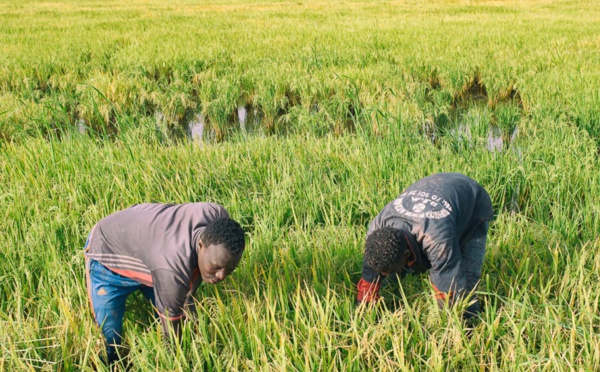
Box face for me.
[380,249,412,276]
[197,241,243,284]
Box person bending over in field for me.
[357,173,494,320]
[84,202,245,364]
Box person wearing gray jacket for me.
[84,202,245,364]
[356,173,494,319]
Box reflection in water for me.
[509,182,521,214]
[510,126,523,162]
[449,124,472,141]
[187,113,205,143]
[155,111,165,124]
[237,106,247,131]
[76,119,86,134]
[236,105,263,134]
[251,107,263,128]
[487,125,503,152]
[510,126,519,144]
[422,119,436,143]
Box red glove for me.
[356,278,382,303]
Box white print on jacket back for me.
[393,190,452,220]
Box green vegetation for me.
[1,0,600,370]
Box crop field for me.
[1,0,600,370]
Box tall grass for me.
[2,116,600,369]
[1,0,600,145]
[2,0,600,370]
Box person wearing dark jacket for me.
[356,173,494,319]
[84,202,245,364]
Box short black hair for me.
[201,218,245,255]
[364,227,408,272]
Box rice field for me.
[1,0,600,370]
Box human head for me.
[364,227,411,275]
[197,218,245,284]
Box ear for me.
[402,249,412,259]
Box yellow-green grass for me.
[2,119,600,369]
[1,0,599,142]
[2,0,600,370]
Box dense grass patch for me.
[2,119,600,369]
[1,0,600,145]
[2,0,600,370]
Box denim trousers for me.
[84,237,155,363]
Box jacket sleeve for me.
[152,269,192,339]
[422,236,466,307]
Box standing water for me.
[236,105,263,134]
[487,125,503,152]
[187,113,205,143]
[76,118,86,134]
[237,106,247,132]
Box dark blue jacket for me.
[361,173,494,299]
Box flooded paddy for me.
[420,77,522,154]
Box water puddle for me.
[155,111,165,124]
[510,126,519,144]
[448,123,472,142]
[236,105,263,133]
[422,119,437,144]
[421,76,523,156]
[173,106,266,144]
[187,113,205,142]
[423,99,520,154]
[509,183,521,213]
[487,125,503,152]
[237,106,247,130]
[76,118,86,134]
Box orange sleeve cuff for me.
[158,312,185,321]
[432,283,453,301]
[357,278,382,302]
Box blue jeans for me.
[84,237,155,363]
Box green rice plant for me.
[3,113,600,368]
[250,71,291,135]
[2,0,600,370]
[195,70,241,141]
[3,0,600,143]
